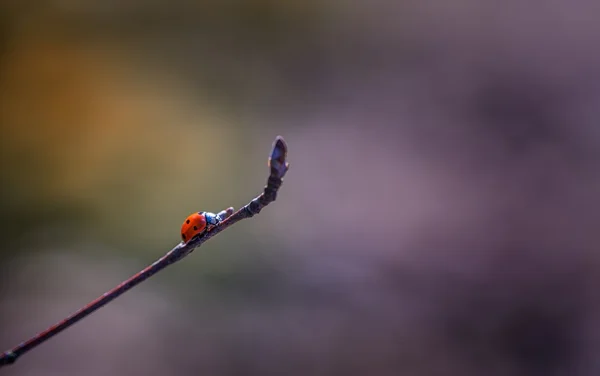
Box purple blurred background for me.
[2,1,600,375]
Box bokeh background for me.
[2,1,600,375]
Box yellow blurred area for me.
[0,25,240,246]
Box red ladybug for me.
[180,209,233,244]
[180,212,208,244]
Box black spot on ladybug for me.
[193,226,198,230]
[186,220,190,224]
[182,234,186,240]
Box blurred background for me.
[2,1,600,375]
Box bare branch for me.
[0,136,290,368]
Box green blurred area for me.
[0,0,317,283]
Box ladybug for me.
[180,211,223,244]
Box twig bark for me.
[0,136,289,368]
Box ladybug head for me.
[181,212,208,243]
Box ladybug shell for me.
[181,212,207,243]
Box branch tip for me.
[269,136,290,179]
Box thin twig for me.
[0,136,290,368]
